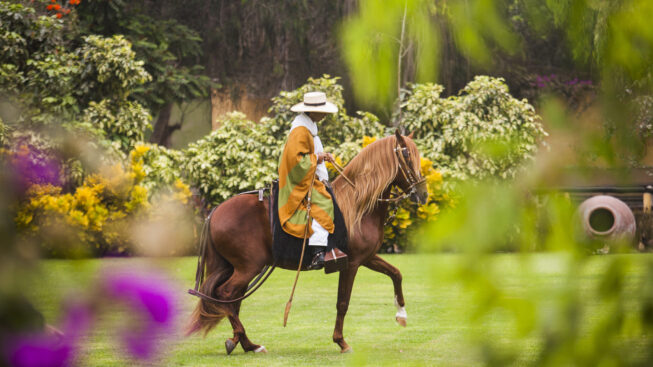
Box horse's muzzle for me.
[410,191,428,205]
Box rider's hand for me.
[317,152,334,164]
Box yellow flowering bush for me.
[383,156,452,252]
[126,144,196,256]
[15,158,149,257]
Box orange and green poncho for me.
[278,125,334,238]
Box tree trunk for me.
[211,87,221,131]
[150,103,175,146]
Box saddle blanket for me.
[270,180,348,269]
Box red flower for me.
[46,4,53,10]
[56,12,62,18]
[53,4,61,10]
[51,0,56,3]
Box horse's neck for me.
[365,185,394,225]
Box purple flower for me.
[5,302,93,367]
[103,273,175,326]
[102,271,177,360]
[59,303,93,344]
[8,145,61,192]
[4,271,177,365]
[6,335,73,367]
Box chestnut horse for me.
[187,131,428,354]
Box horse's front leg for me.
[363,255,407,327]
[333,263,359,353]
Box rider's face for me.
[307,112,327,122]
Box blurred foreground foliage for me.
[342,0,653,365]
[419,180,653,365]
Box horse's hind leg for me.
[363,255,407,327]
[217,269,267,354]
[224,301,242,354]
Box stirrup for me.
[324,248,348,274]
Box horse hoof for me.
[340,346,353,354]
[225,339,236,355]
[396,316,407,327]
[254,345,267,353]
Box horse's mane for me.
[332,135,420,237]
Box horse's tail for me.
[185,211,234,337]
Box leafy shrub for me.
[76,35,152,102]
[0,3,62,65]
[23,50,82,120]
[400,76,547,181]
[0,118,7,147]
[13,142,195,258]
[0,5,155,188]
[81,99,151,153]
[133,143,184,196]
[183,112,277,204]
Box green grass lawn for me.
[26,253,653,366]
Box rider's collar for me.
[291,113,318,137]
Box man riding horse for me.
[187,90,428,354]
[278,91,347,270]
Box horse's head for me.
[393,130,428,205]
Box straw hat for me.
[290,91,338,114]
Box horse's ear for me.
[394,129,406,146]
[407,131,414,139]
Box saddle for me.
[269,180,348,271]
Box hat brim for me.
[290,101,338,114]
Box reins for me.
[330,160,355,188]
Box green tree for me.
[0,2,154,193]
[76,0,212,146]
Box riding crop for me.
[283,176,316,327]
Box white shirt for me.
[290,113,329,182]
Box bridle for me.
[376,140,426,204]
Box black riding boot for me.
[307,246,326,270]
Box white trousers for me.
[308,218,328,247]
